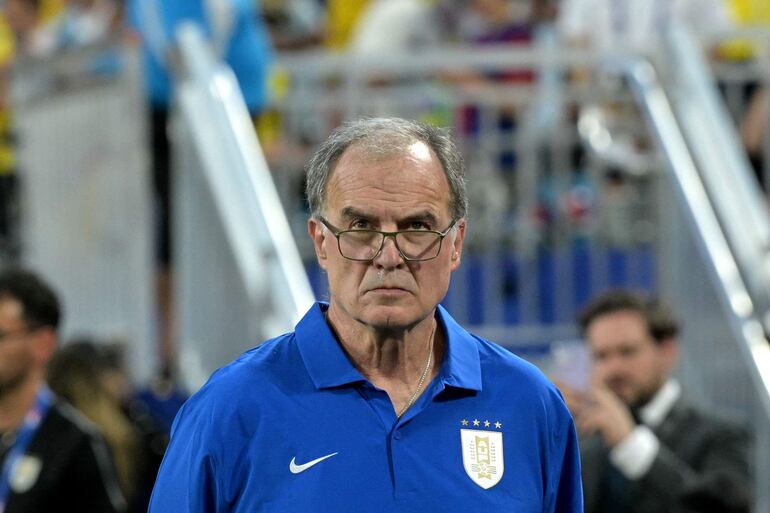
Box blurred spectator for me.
[0,0,68,262]
[3,0,58,57]
[558,290,751,513]
[125,0,274,368]
[47,340,168,513]
[132,368,188,436]
[454,0,544,45]
[54,0,121,49]
[719,0,770,189]
[741,86,769,186]
[0,64,16,261]
[348,0,440,55]
[441,0,553,250]
[99,345,172,513]
[127,0,273,114]
[0,268,124,512]
[324,0,370,50]
[46,341,139,507]
[558,0,732,52]
[262,0,323,50]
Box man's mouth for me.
[367,286,410,295]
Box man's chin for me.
[358,305,423,331]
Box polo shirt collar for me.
[295,303,482,392]
[295,303,365,389]
[435,304,482,392]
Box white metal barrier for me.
[172,24,314,390]
[11,41,157,383]
[623,26,770,510]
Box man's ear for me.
[659,337,679,372]
[308,217,328,270]
[31,327,57,367]
[449,219,466,271]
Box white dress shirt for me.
[609,379,682,479]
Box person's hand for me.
[573,380,636,448]
[552,380,589,418]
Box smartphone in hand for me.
[548,339,592,393]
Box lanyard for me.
[0,387,53,513]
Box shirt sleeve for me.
[609,425,660,479]
[546,388,584,513]
[148,401,220,513]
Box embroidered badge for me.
[10,455,42,493]
[460,419,504,489]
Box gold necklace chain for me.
[396,321,436,419]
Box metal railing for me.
[171,23,314,390]
[11,39,157,383]
[620,26,770,510]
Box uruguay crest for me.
[461,427,504,489]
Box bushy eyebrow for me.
[402,212,439,226]
[339,207,371,221]
[339,207,439,227]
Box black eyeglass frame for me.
[317,216,459,262]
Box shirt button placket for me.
[391,427,410,499]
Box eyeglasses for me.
[318,217,458,262]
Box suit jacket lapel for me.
[652,396,689,445]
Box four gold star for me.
[459,418,504,429]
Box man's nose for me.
[600,355,627,379]
[373,235,405,267]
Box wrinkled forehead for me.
[332,139,444,181]
[328,132,434,172]
[323,140,451,219]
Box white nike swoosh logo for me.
[289,452,338,474]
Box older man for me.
[149,118,582,512]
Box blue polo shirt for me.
[149,303,582,512]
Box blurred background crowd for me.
[0,0,768,512]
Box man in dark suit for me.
[558,290,750,513]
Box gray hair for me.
[305,117,468,220]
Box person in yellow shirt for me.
[720,0,770,189]
[727,0,770,26]
[324,0,370,49]
[0,0,62,258]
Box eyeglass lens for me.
[339,231,442,261]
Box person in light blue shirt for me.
[126,0,273,112]
[124,0,273,268]
[149,117,583,512]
